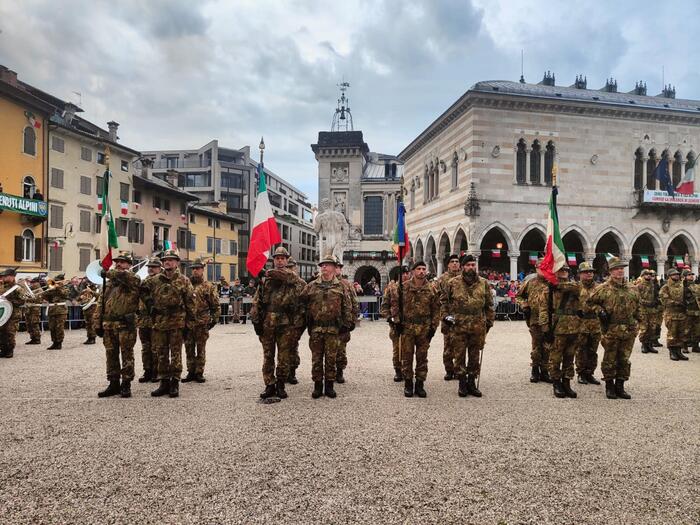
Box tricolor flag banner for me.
[98,168,118,271]
[675,256,684,267]
[120,200,128,216]
[676,155,696,195]
[97,195,103,213]
[246,162,281,276]
[24,111,41,129]
[567,253,577,266]
[163,240,172,250]
[539,186,565,284]
[491,249,501,258]
[640,255,650,268]
[653,157,675,197]
[391,201,409,261]
[529,251,538,264]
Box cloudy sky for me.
[2,0,699,202]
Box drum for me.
[0,297,14,327]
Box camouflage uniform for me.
[286,271,308,380]
[379,280,402,374]
[43,285,68,347]
[185,276,220,377]
[576,279,602,378]
[0,279,26,357]
[78,286,98,340]
[300,276,354,384]
[541,281,581,382]
[250,268,305,387]
[516,273,552,379]
[653,277,664,344]
[137,276,158,379]
[336,275,359,374]
[24,288,43,343]
[93,269,140,382]
[659,277,687,357]
[434,269,461,376]
[635,275,660,351]
[688,283,700,352]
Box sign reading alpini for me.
[0,193,48,217]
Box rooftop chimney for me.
[538,70,555,86]
[107,121,119,142]
[0,66,19,87]
[139,157,153,178]
[62,102,81,126]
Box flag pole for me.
[398,175,405,369]
[99,146,111,336]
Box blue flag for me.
[653,158,674,197]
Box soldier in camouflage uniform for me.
[635,269,661,354]
[250,247,305,400]
[24,279,43,344]
[93,252,141,398]
[434,254,461,380]
[586,257,640,399]
[183,258,221,384]
[575,262,603,385]
[379,267,410,382]
[285,257,307,385]
[441,254,494,398]
[78,283,98,344]
[0,268,27,358]
[143,250,196,398]
[686,270,700,353]
[43,273,68,350]
[299,255,354,399]
[540,265,580,398]
[137,257,162,383]
[650,270,664,347]
[386,260,440,398]
[659,268,688,361]
[515,260,552,383]
[334,258,359,384]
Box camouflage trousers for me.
[637,309,657,344]
[103,328,136,381]
[309,331,340,382]
[289,341,300,372]
[600,334,635,381]
[451,328,484,378]
[0,318,19,354]
[664,316,687,348]
[259,326,295,385]
[685,313,700,345]
[139,327,158,375]
[25,309,41,341]
[84,308,96,339]
[185,324,209,375]
[48,314,66,343]
[400,326,431,381]
[389,327,401,369]
[336,340,348,370]
[442,328,456,374]
[549,333,578,381]
[528,324,550,368]
[153,329,184,380]
[655,311,663,338]
[575,332,600,375]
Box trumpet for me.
[25,279,71,297]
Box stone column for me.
[508,251,520,279]
[621,255,632,280]
[469,250,482,271]
[642,157,648,190]
[654,258,664,277]
[436,259,444,276]
[539,151,545,184]
[525,149,531,184]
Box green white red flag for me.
[539,186,565,284]
[99,168,119,270]
[246,162,281,276]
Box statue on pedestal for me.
[313,198,348,261]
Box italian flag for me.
[246,162,281,276]
[97,195,103,213]
[676,155,696,195]
[539,186,565,284]
[99,168,118,271]
[567,253,577,266]
[120,200,128,216]
[529,251,538,264]
[491,249,501,258]
[675,256,684,267]
[640,255,650,268]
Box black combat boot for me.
[47,342,57,350]
[677,347,689,361]
[414,380,427,398]
[530,366,540,383]
[605,380,617,399]
[26,338,41,345]
[577,374,589,385]
[458,376,468,397]
[615,379,631,399]
[98,380,121,398]
[393,368,403,382]
[669,347,679,361]
[403,379,414,398]
[83,338,95,345]
[681,345,690,354]
[648,345,658,354]
[312,381,324,399]
[335,367,345,384]
[444,371,455,381]
[151,379,170,397]
[138,370,152,383]
[181,371,196,383]
[652,339,663,347]
[324,380,337,399]
[120,380,132,398]
[150,372,160,383]
[466,375,482,397]
[168,379,179,398]
[561,378,577,398]
[195,373,206,383]
[260,384,277,399]
[53,342,62,350]
[641,342,651,353]
[692,343,700,353]
[276,379,288,399]
[287,368,299,385]
[539,366,552,383]
[3,349,13,358]
[552,380,566,398]
[585,373,601,385]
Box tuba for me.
[85,260,105,286]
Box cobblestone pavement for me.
[1,321,698,524]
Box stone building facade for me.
[399,75,699,279]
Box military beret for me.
[578,261,594,273]
[460,254,476,265]
[445,253,460,264]
[412,260,427,270]
[273,246,289,258]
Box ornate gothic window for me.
[633,148,644,190]
[530,140,541,184]
[451,152,458,189]
[516,139,526,184]
[646,149,657,190]
[544,141,555,186]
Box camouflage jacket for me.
[434,270,461,299]
[689,283,700,313]
[659,279,686,319]
[636,279,660,310]
[586,278,640,337]
[685,282,699,315]
[516,274,549,326]
[539,281,580,335]
[379,280,397,319]
[340,277,360,318]
[441,273,494,333]
[190,277,221,326]
[250,268,305,328]
[300,277,354,334]
[578,280,601,334]
[390,276,440,333]
[94,269,140,330]
[0,281,26,321]
[137,274,157,329]
[142,269,196,330]
[43,285,68,316]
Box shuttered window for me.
[80,176,91,195]
[50,205,63,229]
[79,210,91,232]
[51,168,64,189]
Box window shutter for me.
[14,236,22,261]
[34,237,42,262]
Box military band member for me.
[575,262,603,384]
[285,257,307,385]
[43,273,68,350]
[379,267,410,382]
[137,257,162,383]
[434,254,461,380]
[635,269,660,354]
[183,258,220,383]
[299,255,354,399]
[78,283,98,344]
[94,252,141,398]
[335,258,359,384]
[659,268,688,361]
[0,268,26,358]
[24,278,43,344]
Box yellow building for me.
[185,202,243,281]
[0,66,54,275]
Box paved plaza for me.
[1,321,698,524]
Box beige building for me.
[186,202,243,281]
[399,73,699,279]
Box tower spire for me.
[331,81,354,132]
